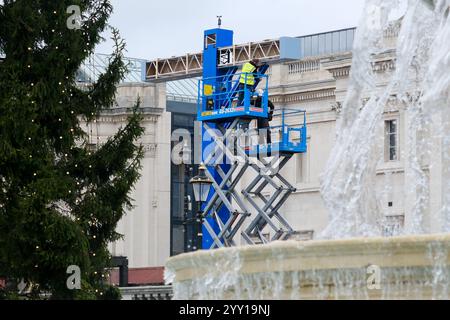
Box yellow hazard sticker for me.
[204,84,213,96]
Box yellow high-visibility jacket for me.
[239,62,257,86]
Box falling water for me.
[320,0,450,238]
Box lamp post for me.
[189,163,213,251]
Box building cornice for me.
[271,87,336,104]
[96,106,164,122]
[372,58,396,73]
[270,79,335,92]
[322,49,396,80]
[96,113,161,123]
[329,66,351,79]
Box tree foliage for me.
[0,0,144,299]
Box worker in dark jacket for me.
[237,58,260,106]
[254,96,274,145]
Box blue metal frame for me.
[201,28,234,249]
[246,109,307,155]
[197,72,269,122]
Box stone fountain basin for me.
[165,234,450,299]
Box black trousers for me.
[237,83,254,106]
[257,118,271,145]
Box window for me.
[299,37,305,58]
[311,35,319,56]
[318,34,326,55]
[346,29,355,50]
[382,215,404,236]
[171,224,185,256]
[385,119,398,161]
[339,30,347,51]
[170,113,199,256]
[304,36,312,56]
[325,32,333,54]
[204,34,216,48]
[332,32,340,52]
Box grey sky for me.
[96,0,366,60]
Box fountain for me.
[165,0,450,299]
[165,234,450,299]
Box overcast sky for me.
[96,0,366,60]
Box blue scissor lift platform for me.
[198,27,308,249]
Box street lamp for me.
[189,163,213,250]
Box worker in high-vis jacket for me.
[237,58,260,106]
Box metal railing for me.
[245,108,307,154]
[197,72,269,121]
[274,109,307,152]
[288,59,321,74]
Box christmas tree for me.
[0,0,144,299]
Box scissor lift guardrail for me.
[198,68,270,122]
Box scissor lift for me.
[241,109,307,244]
[198,27,307,249]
